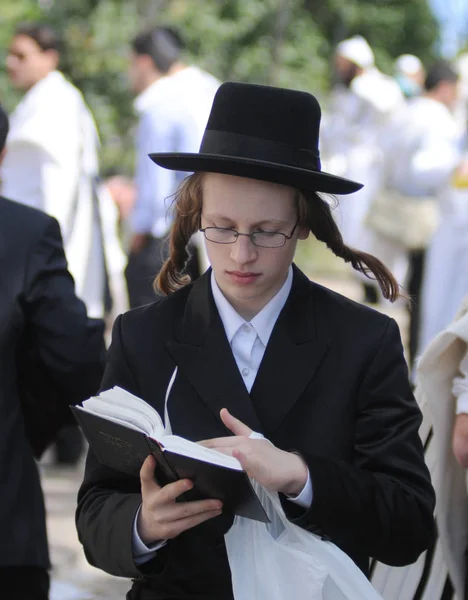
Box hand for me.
[104,175,136,221]
[453,413,468,468]
[199,408,308,495]
[137,455,223,545]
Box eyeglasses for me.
[199,219,299,248]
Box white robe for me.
[370,97,463,294]
[321,69,403,254]
[380,98,464,354]
[1,71,127,319]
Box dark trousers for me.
[0,566,49,600]
[407,249,426,369]
[125,235,201,309]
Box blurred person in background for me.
[126,26,219,308]
[321,35,403,304]
[414,62,468,361]
[1,22,127,464]
[373,61,464,367]
[1,22,127,324]
[394,54,425,99]
[0,104,105,600]
[455,52,468,130]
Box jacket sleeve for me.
[22,216,106,403]
[75,315,170,578]
[282,318,435,567]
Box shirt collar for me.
[211,266,293,346]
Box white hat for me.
[336,35,374,69]
[395,54,423,76]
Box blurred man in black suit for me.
[0,103,106,599]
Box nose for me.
[229,234,257,265]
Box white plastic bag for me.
[225,479,383,600]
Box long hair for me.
[298,191,400,301]
[156,173,204,295]
[156,173,401,301]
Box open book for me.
[71,386,269,522]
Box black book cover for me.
[71,407,269,523]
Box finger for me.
[140,455,161,494]
[232,448,251,473]
[197,444,237,457]
[220,408,253,437]
[158,478,195,504]
[199,437,246,448]
[168,498,223,522]
[167,509,223,539]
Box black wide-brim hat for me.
[149,81,363,195]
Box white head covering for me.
[336,35,374,69]
[394,54,423,76]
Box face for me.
[6,35,58,91]
[201,173,309,320]
[128,51,154,95]
[443,80,460,110]
[334,55,359,87]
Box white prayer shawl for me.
[418,300,468,598]
[0,71,127,318]
[370,300,468,600]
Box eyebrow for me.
[203,213,289,227]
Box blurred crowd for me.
[4,25,468,376]
[3,19,468,599]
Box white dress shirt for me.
[132,67,219,238]
[132,266,313,562]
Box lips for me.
[226,271,261,285]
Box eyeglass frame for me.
[199,218,300,248]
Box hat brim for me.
[149,153,363,195]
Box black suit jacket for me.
[0,196,106,568]
[76,266,435,599]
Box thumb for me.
[140,454,161,495]
[232,448,253,476]
[220,408,252,437]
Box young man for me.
[126,26,219,307]
[76,82,435,599]
[0,104,106,599]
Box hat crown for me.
[204,82,321,154]
[149,81,363,195]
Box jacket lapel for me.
[250,266,331,437]
[166,271,264,434]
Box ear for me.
[0,148,6,166]
[45,49,60,70]
[297,225,310,241]
[141,54,161,76]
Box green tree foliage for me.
[0,0,440,176]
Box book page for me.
[161,435,242,471]
[81,387,164,437]
[73,405,147,434]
